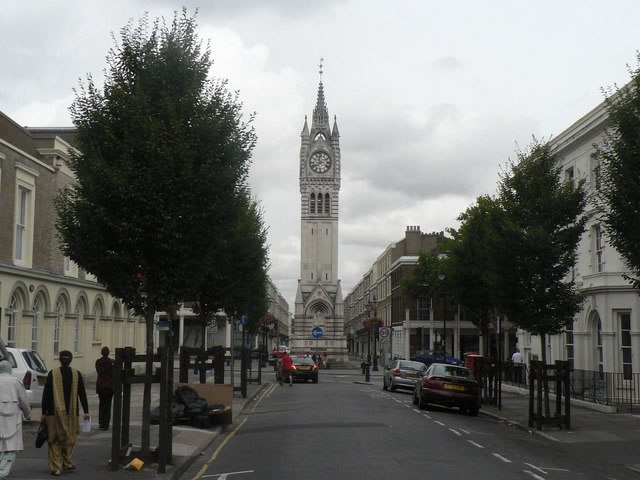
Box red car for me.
[413,363,481,416]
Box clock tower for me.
[291,65,347,362]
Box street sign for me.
[379,327,391,339]
[240,314,248,325]
[311,326,324,339]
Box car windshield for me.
[399,361,425,371]
[433,364,472,379]
[6,351,18,369]
[293,357,315,366]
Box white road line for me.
[459,428,470,435]
[422,414,431,419]
[522,471,546,480]
[404,404,411,408]
[492,453,512,463]
[467,440,484,449]
[449,429,461,436]
[202,470,254,479]
[413,409,421,413]
[524,463,547,475]
[394,399,402,403]
[434,421,445,426]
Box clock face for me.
[309,151,332,173]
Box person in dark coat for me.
[95,347,114,430]
[41,350,89,476]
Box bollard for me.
[361,361,366,374]
[365,362,370,383]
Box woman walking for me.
[95,347,114,430]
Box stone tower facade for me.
[291,77,347,362]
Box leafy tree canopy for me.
[597,54,640,290]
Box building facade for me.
[0,112,145,380]
[291,76,347,361]
[519,97,639,378]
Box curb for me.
[168,382,272,480]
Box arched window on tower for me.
[310,193,316,214]
[324,193,330,214]
[317,194,323,214]
[314,132,326,141]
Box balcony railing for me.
[499,362,640,411]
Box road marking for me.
[492,453,512,463]
[251,384,277,413]
[202,470,254,479]
[191,417,249,480]
[449,428,461,436]
[522,471,546,480]
[422,414,431,419]
[459,428,470,435]
[434,421,445,426]
[394,399,402,403]
[524,463,547,475]
[404,404,411,408]
[467,440,484,449]
[413,409,421,413]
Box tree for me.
[55,11,255,454]
[494,140,588,416]
[444,195,504,355]
[597,55,640,290]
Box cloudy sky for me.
[2,1,639,309]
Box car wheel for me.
[469,406,479,416]
[312,375,318,384]
[412,388,418,405]
[382,376,388,391]
[389,379,396,392]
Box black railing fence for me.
[499,361,640,411]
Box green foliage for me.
[55,10,257,317]
[597,54,640,290]
[402,251,446,301]
[494,140,588,336]
[445,195,504,337]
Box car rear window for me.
[433,364,472,378]
[293,357,315,366]
[6,352,18,369]
[399,361,425,371]
[23,351,47,373]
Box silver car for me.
[382,359,427,392]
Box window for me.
[32,295,42,352]
[54,298,64,355]
[317,194,323,214]
[15,187,29,262]
[417,297,430,321]
[594,225,604,272]
[7,294,18,347]
[74,305,81,353]
[565,321,574,370]
[597,319,603,380]
[620,312,632,380]
[93,305,101,341]
[591,152,601,190]
[565,166,574,184]
[324,193,330,214]
[310,193,316,214]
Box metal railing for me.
[499,361,640,411]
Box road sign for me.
[311,326,324,339]
[379,327,391,339]
[240,314,248,325]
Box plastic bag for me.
[81,416,92,433]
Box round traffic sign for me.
[311,326,324,339]
[379,327,391,338]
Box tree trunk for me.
[141,308,155,455]
[541,333,551,419]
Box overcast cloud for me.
[2,0,639,309]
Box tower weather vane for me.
[319,57,324,82]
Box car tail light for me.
[312,364,318,370]
[393,368,401,377]
[23,371,32,389]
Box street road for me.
[184,374,633,480]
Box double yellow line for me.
[191,383,279,479]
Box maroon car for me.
[413,363,481,416]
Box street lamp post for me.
[371,295,378,371]
[438,273,447,356]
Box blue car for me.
[414,349,463,367]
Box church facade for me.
[291,77,347,362]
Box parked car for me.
[271,345,290,359]
[382,359,427,392]
[291,356,319,383]
[0,338,8,363]
[414,349,463,367]
[413,362,481,416]
[6,347,49,407]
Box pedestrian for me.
[0,360,31,480]
[41,350,90,477]
[511,348,523,384]
[95,346,114,430]
[281,351,294,387]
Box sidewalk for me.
[11,364,271,480]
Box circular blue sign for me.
[311,326,324,339]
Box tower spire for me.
[312,57,329,127]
